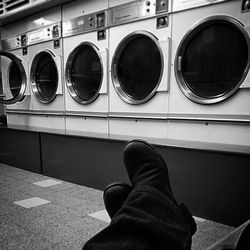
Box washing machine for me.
[168,0,250,149]
[0,20,31,126]
[62,0,109,134]
[108,0,171,138]
[26,7,65,130]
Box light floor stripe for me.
[14,197,51,208]
[33,179,62,187]
[88,209,111,223]
[193,216,206,222]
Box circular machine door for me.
[30,51,58,103]
[65,42,103,104]
[0,51,27,105]
[112,31,163,104]
[175,16,250,104]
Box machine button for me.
[97,30,106,40]
[160,0,166,5]
[145,1,151,6]
[242,0,250,11]
[21,35,27,46]
[157,15,168,28]
[52,25,59,38]
[97,12,105,28]
[54,39,60,48]
[156,0,168,13]
[22,47,28,56]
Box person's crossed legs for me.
[83,140,197,250]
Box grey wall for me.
[1,126,250,227]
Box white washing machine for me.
[108,0,171,138]
[168,0,250,148]
[26,8,65,130]
[62,3,109,134]
[0,20,31,126]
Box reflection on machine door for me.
[31,51,58,103]
[9,61,25,102]
[0,51,27,105]
[66,42,103,104]
[112,31,163,104]
[176,16,250,104]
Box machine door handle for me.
[177,56,182,71]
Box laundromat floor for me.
[0,163,234,249]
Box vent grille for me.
[0,0,30,16]
[0,0,4,15]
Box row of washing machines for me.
[0,0,250,148]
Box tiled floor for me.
[0,163,234,249]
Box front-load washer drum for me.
[176,16,250,104]
[0,51,26,105]
[31,51,58,103]
[65,42,103,104]
[112,31,163,105]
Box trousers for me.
[83,185,193,250]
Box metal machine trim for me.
[175,15,250,104]
[65,42,104,105]
[111,30,164,105]
[0,50,27,105]
[30,49,59,104]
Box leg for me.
[83,140,196,250]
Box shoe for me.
[103,181,132,218]
[123,139,197,246]
[123,139,174,201]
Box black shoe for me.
[123,139,197,245]
[123,139,174,202]
[103,181,132,218]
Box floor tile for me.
[14,197,51,208]
[194,216,206,222]
[88,209,111,223]
[33,179,62,187]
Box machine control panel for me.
[63,11,106,37]
[1,34,27,50]
[28,23,61,45]
[107,0,169,27]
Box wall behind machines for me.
[0,126,249,227]
[0,0,250,227]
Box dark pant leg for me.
[83,185,191,250]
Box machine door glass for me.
[66,42,102,104]
[112,31,163,104]
[30,51,58,103]
[0,51,26,105]
[176,17,250,104]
